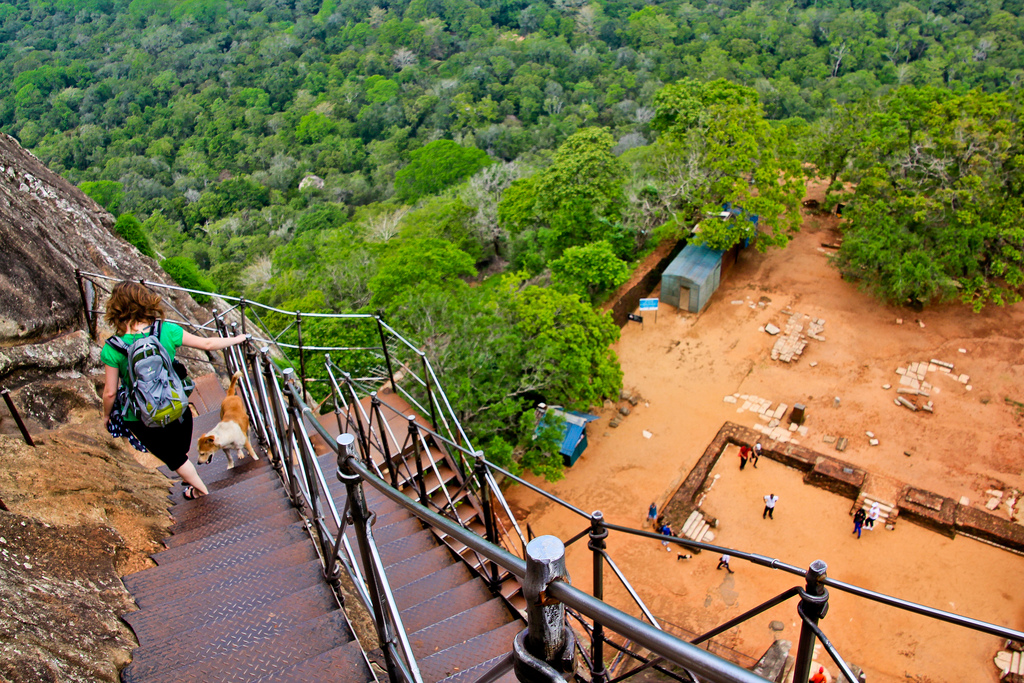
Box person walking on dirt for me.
[763,493,778,520]
[716,555,734,573]
[752,442,762,467]
[658,521,674,551]
[739,445,750,470]
[865,502,880,529]
[853,508,866,538]
[647,502,657,527]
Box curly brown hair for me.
[104,281,164,335]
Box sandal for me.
[182,485,200,501]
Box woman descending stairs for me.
[117,374,522,683]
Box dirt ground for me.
[505,192,1024,683]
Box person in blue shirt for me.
[101,281,247,500]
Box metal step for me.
[408,598,515,661]
[393,562,476,611]
[150,509,302,566]
[138,611,357,683]
[124,522,310,597]
[128,539,318,609]
[170,476,284,525]
[247,639,372,682]
[400,580,495,634]
[125,559,326,644]
[417,619,524,682]
[438,651,518,683]
[122,583,338,681]
[162,497,295,548]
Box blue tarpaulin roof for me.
[539,407,599,457]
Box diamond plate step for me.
[417,619,523,682]
[124,522,310,595]
[383,545,459,590]
[248,639,372,683]
[124,559,326,644]
[393,561,475,611]
[438,651,518,683]
[139,611,355,683]
[170,477,284,526]
[122,582,338,682]
[407,598,514,659]
[400,580,494,634]
[375,528,444,567]
[162,497,294,548]
[129,539,318,609]
[151,509,302,566]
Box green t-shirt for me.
[101,321,184,422]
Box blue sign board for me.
[639,298,659,310]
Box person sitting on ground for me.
[101,281,248,501]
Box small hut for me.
[536,405,599,467]
[659,244,724,314]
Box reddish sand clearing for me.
[505,197,1024,683]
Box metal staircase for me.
[119,374,523,683]
[75,271,1024,683]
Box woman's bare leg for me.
[175,459,209,496]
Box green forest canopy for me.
[4,0,1023,477]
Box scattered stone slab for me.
[836,437,848,452]
[642,430,653,439]
[765,323,780,335]
[823,435,836,444]
[723,395,738,404]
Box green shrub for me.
[160,256,214,304]
[113,213,156,259]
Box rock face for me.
[0,133,218,679]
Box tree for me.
[498,127,627,260]
[650,79,803,252]
[394,140,492,203]
[368,237,477,308]
[550,240,630,302]
[79,180,125,214]
[160,256,214,303]
[113,213,156,259]
[834,88,1024,310]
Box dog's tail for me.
[227,370,243,396]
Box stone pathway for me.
[723,393,809,445]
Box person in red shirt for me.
[809,666,827,683]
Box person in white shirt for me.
[716,554,734,573]
[763,493,778,520]
[865,502,880,529]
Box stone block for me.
[958,374,970,383]
[896,367,907,375]
[723,395,738,403]
[765,323,781,335]
[869,438,879,446]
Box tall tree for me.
[650,79,804,251]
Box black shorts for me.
[125,410,194,471]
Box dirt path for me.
[505,193,1024,683]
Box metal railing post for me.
[74,269,96,339]
[280,369,302,506]
[372,394,400,489]
[515,536,576,682]
[337,441,402,683]
[474,451,501,593]
[408,417,429,507]
[419,353,440,432]
[375,316,398,394]
[793,560,829,683]
[295,311,308,404]
[1,389,34,447]
[589,511,609,683]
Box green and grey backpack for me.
[106,320,191,428]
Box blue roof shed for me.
[660,244,724,313]
[538,406,599,467]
